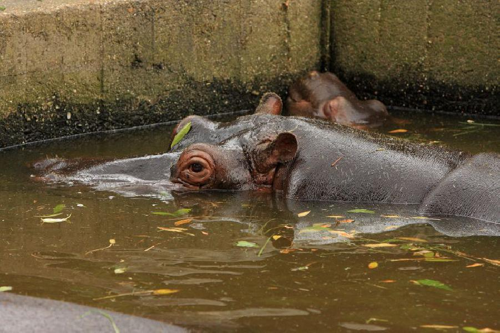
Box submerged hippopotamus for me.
[286,71,388,129]
[35,94,500,223]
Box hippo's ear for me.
[253,132,297,173]
[255,93,283,115]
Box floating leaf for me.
[462,327,499,333]
[363,243,398,248]
[174,218,193,226]
[300,224,331,233]
[466,263,484,268]
[157,227,194,236]
[329,230,355,239]
[368,262,378,269]
[482,258,500,267]
[297,210,311,217]
[272,235,282,240]
[152,208,191,217]
[381,215,400,218]
[380,280,395,283]
[35,213,63,218]
[420,325,458,329]
[114,268,126,274]
[326,215,345,218]
[347,209,375,214]
[82,310,120,333]
[0,286,13,292]
[41,214,72,223]
[53,204,66,214]
[412,279,452,291]
[424,258,457,262]
[170,122,192,149]
[388,129,408,133]
[236,241,259,248]
[338,219,354,223]
[398,237,427,243]
[291,266,309,271]
[152,289,179,295]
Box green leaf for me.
[347,209,375,214]
[235,241,259,248]
[463,327,479,333]
[53,204,66,214]
[414,279,452,291]
[381,239,405,243]
[0,6,6,11]
[82,310,120,333]
[152,208,191,217]
[0,286,13,292]
[170,122,192,149]
[424,258,457,262]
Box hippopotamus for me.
[286,71,389,129]
[35,94,500,223]
[0,293,185,333]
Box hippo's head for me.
[169,93,298,192]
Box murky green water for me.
[1,111,499,332]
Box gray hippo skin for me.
[0,293,186,333]
[37,94,500,223]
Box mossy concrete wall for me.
[1,0,498,148]
[330,0,499,116]
[0,0,323,147]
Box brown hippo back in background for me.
[286,71,388,129]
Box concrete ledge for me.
[330,0,499,116]
[0,0,322,147]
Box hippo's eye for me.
[175,148,216,188]
[190,163,203,173]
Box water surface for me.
[0,111,499,332]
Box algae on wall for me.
[330,0,499,116]
[0,0,322,147]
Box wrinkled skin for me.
[35,94,500,223]
[286,71,388,129]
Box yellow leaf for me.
[272,235,282,240]
[298,211,311,217]
[326,215,345,218]
[381,215,400,218]
[329,230,355,238]
[368,262,378,269]
[466,263,484,268]
[174,218,193,226]
[388,129,408,133]
[420,325,458,329]
[109,239,116,245]
[384,226,398,230]
[338,219,354,223]
[158,227,186,232]
[411,216,441,220]
[482,258,500,267]
[381,280,395,283]
[397,237,428,243]
[363,243,397,248]
[152,289,179,295]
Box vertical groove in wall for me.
[99,3,105,97]
[320,0,331,72]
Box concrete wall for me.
[330,0,499,116]
[1,0,498,148]
[0,0,323,147]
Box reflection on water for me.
[0,111,499,331]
